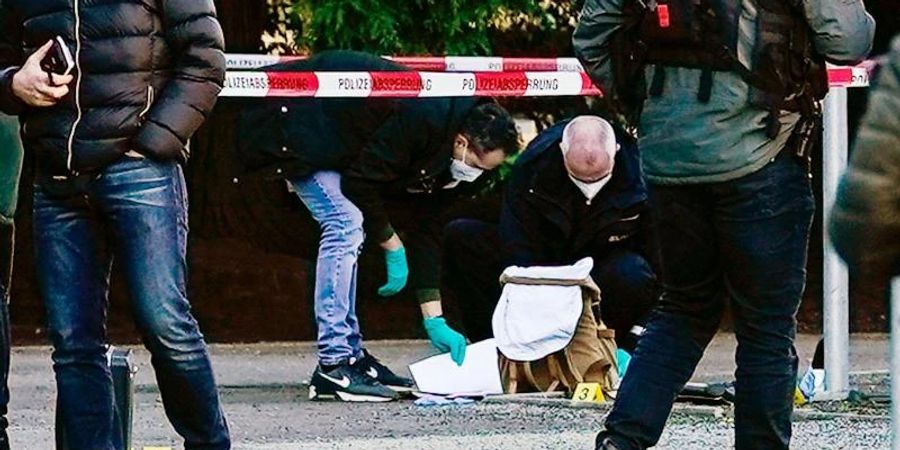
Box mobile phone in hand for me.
[39,36,74,77]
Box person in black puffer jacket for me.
[0,0,226,174]
[0,1,230,449]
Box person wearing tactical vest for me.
[443,116,657,355]
[0,113,22,450]
[574,1,874,449]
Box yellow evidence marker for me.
[794,386,807,406]
[572,382,606,403]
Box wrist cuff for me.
[415,288,441,304]
[376,224,395,243]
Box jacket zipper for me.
[139,85,155,121]
[65,0,84,175]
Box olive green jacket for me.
[0,114,22,225]
[573,0,875,184]
[830,36,900,280]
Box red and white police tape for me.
[221,71,601,98]
[226,54,587,72]
[220,65,869,98]
[222,54,871,97]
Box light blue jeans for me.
[290,171,364,366]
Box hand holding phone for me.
[39,36,75,78]
[11,40,73,107]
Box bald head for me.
[560,116,618,182]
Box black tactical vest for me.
[614,0,829,137]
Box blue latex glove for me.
[616,348,632,378]
[377,246,408,297]
[423,317,467,366]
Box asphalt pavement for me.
[5,333,892,449]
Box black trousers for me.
[0,222,13,443]
[442,219,658,351]
[600,152,815,450]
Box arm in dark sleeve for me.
[406,181,501,303]
[628,201,653,258]
[0,1,25,115]
[498,168,543,268]
[133,0,226,159]
[572,0,629,93]
[404,198,445,301]
[830,38,900,280]
[341,105,421,243]
[803,0,875,65]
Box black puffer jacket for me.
[0,0,226,176]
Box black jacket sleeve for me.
[132,0,226,160]
[498,166,543,268]
[341,103,425,243]
[403,195,447,295]
[0,1,24,115]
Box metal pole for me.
[892,277,900,450]
[819,87,850,401]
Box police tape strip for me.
[225,54,586,72]
[219,66,868,98]
[220,71,601,98]
[225,54,872,89]
[825,65,871,88]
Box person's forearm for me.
[420,300,443,319]
[341,177,394,243]
[380,233,403,250]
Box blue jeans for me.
[289,171,364,366]
[600,152,815,450]
[33,157,230,450]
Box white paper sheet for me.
[409,339,503,396]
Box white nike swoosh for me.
[367,368,379,379]
[320,373,351,389]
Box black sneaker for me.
[595,434,624,450]
[355,349,416,392]
[597,437,619,450]
[309,362,399,402]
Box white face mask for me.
[449,146,484,182]
[568,173,612,203]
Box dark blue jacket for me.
[499,120,648,268]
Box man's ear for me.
[454,134,469,150]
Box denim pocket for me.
[35,173,100,200]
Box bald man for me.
[443,116,657,352]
